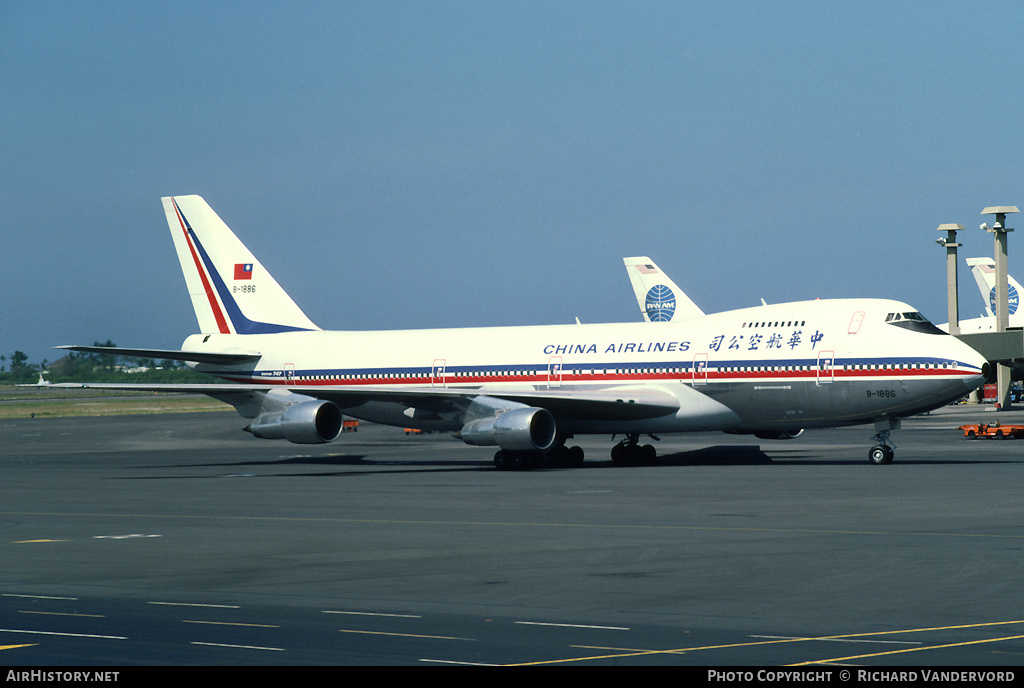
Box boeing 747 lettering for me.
[58,196,988,467]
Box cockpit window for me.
[885,311,945,334]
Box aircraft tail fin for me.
[623,257,705,322]
[162,196,320,334]
[966,257,1022,319]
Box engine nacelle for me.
[753,429,804,440]
[247,399,344,444]
[458,406,557,452]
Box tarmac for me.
[1,404,1022,666]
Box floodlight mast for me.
[981,206,1018,332]
[936,223,963,336]
[982,205,1019,409]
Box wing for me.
[304,384,683,421]
[52,379,681,421]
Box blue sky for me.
[3,1,1024,365]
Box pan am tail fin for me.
[623,256,705,323]
[966,256,1023,319]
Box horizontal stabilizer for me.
[55,345,261,365]
[51,381,262,393]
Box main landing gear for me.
[610,433,658,465]
[868,419,899,465]
[493,441,585,471]
[493,434,662,470]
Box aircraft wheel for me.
[494,450,510,471]
[547,445,571,467]
[868,445,894,465]
[567,445,585,467]
[510,452,530,471]
[611,440,658,465]
[612,443,639,465]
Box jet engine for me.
[457,406,557,452]
[246,399,344,444]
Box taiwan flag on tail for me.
[234,263,253,280]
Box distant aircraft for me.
[16,374,51,387]
[622,257,704,323]
[57,196,987,466]
[941,257,1024,334]
[623,257,771,319]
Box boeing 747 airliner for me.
[58,196,988,467]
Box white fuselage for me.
[183,298,988,435]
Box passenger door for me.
[547,356,563,389]
[693,353,709,386]
[816,350,835,385]
[431,359,446,388]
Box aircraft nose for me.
[961,343,990,389]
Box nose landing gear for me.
[868,419,899,465]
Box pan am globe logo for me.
[645,284,676,322]
[989,285,1020,316]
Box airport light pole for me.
[936,224,963,336]
[981,206,1019,409]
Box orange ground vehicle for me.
[959,422,1024,439]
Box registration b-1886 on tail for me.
[58,196,988,467]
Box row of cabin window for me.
[294,361,948,381]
